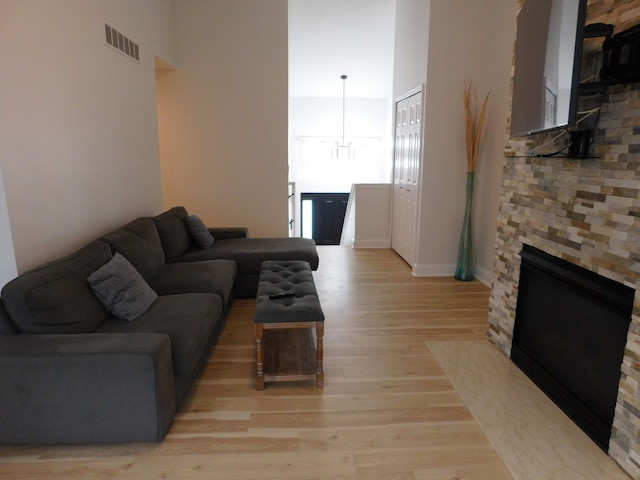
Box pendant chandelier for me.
[333,74,353,159]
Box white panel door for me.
[391,90,421,265]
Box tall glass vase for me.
[455,172,475,281]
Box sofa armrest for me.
[0,332,176,444]
[208,227,249,239]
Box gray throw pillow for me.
[87,252,157,321]
[185,215,215,249]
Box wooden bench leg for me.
[316,321,324,388]
[255,323,264,391]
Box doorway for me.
[301,192,349,245]
[288,1,396,240]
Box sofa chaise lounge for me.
[0,206,318,444]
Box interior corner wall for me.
[442,0,517,285]
[157,0,289,237]
[0,0,175,274]
[393,0,516,282]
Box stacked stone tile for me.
[488,0,640,477]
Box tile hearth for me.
[429,340,630,480]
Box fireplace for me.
[512,245,635,451]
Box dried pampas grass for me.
[463,79,490,173]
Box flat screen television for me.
[510,0,587,137]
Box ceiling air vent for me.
[105,24,139,62]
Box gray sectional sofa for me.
[0,206,318,444]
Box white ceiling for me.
[288,0,396,98]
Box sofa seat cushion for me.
[99,217,165,281]
[1,241,112,334]
[152,206,192,262]
[176,238,320,274]
[147,260,237,307]
[96,293,222,378]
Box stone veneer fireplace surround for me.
[487,0,640,478]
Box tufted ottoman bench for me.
[254,260,324,390]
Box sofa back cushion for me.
[1,241,112,334]
[0,301,19,334]
[99,217,165,280]
[152,206,193,262]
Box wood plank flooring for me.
[0,246,512,480]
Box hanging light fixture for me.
[333,74,354,159]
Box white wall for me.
[289,97,392,188]
[393,0,516,283]
[471,2,518,283]
[0,0,515,282]
[290,98,390,140]
[0,0,175,274]
[393,0,430,100]
[352,184,392,248]
[157,0,289,237]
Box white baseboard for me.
[473,265,494,287]
[353,239,391,249]
[412,263,455,277]
[411,262,494,287]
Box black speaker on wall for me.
[601,25,640,85]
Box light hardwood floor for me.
[0,246,513,479]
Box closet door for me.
[391,89,422,266]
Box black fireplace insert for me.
[512,245,634,451]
